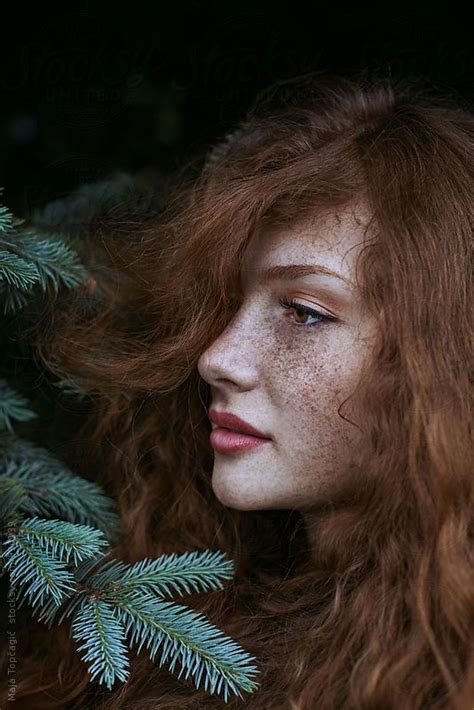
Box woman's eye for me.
[278,297,335,328]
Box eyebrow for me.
[256,263,354,289]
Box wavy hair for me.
[1,72,473,709]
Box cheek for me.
[268,332,334,406]
[268,333,361,436]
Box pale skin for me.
[197,204,377,546]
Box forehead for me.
[241,206,369,287]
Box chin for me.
[211,473,284,511]
[212,480,250,510]
[211,474,262,511]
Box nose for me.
[197,311,259,393]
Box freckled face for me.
[197,206,377,512]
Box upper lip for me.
[208,409,271,439]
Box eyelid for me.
[233,287,341,321]
[278,296,337,327]
[304,301,333,318]
[283,296,335,319]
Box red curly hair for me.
[1,71,473,709]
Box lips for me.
[208,409,271,439]
[209,427,271,454]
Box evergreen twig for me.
[0,190,261,701]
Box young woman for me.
[1,72,472,708]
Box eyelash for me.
[278,297,336,328]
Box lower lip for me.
[210,427,272,454]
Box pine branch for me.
[90,550,235,599]
[0,188,262,702]
[1,527,78,607]
[0,516,109,605]
[0,230,88,293]
[0,436,120,540]
[0,196,15,235]
[0,280,33,314]
[0,194,88,315]
[71,597,131,689]
[17,175,134,258]
[31,553,113,628]
[52,378,89,399]
[32,549,234,628]
[14,516,109,566]
[0,380,38,433]
[0,248,40,290]
[29,548,261,700]
[0,477,28,522]
[110,589,260,702]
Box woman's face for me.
[197,205,377,514]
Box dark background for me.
[0,1,472,217]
